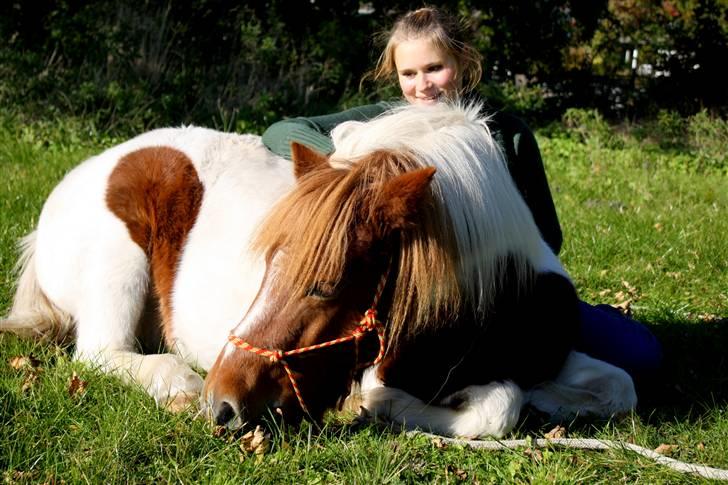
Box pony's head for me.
[203,142,450,425]
[203,102,543,427]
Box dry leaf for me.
[611,299,632,316]
[4,470,38,483]
[240,425,270,461]
[697,442,706,451]
[9,355,41,370]
[67,372,88,398]
[432,437,447,449]
[654,443,678,455]
[698,313,720,323]
[621,280,638,295]
[21,371,40,393]
[524,447,543,462]
[446,465,468,481]
[598,269,608,277]
[598,289,611,297]
[544,425,566,439]
[654,222,663,231]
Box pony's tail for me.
[0,231,74,343]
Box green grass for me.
[1,115,727,483]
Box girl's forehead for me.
[394,38,452,65]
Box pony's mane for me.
[254,102,544,344]
[331,102,543,303]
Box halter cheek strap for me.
[227,266,390,417]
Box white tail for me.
[1,231,74,342]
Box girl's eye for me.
[427,64,443,72]
[400,71,415,78]
[306,281,341,300]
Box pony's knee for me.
[441,381,524,438]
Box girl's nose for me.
[416,73,431,91]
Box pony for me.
[1,103,636,437]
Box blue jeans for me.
[575,301,663,379]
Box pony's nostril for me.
[215,400,236,426]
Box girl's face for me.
[394,38,459,106]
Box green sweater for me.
[261,102,562,254]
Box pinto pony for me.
[1,103,636,437]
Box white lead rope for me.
[407,431,728,481]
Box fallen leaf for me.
[21,371,40,393]
[67,372,88,398]
[697,442,705,451]
[598,289,611,297]
[614,290,627,302]
[654,443,678,455]
[599,269,608,277]
[240,425,270,461]
[524,447,543,462]
[621,280,638,295]
[611,299,632,316]
[654,222,663,231]
[9,355,41,370]
[432,437,447,449]
[544,425,567,439]
[3,470,38,483]
[446,465,468,480]
[698,313,720,323]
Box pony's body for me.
[2,104,636,435]
[7,128,293,403]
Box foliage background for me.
[1,0,726,134]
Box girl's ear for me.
[290,143,330,179]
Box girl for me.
[261,7,661,379]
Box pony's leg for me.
[526,351,637,419]
[359,369,523,438]
[71,242,203,409]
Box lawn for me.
[1,113,727,483]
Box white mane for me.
[330,102,545,309]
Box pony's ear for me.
[371,167,436,236]
[290,142,329,179]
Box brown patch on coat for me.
[106,146,204,345]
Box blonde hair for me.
[365,7,483,97]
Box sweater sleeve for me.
[262,102,391,160]
[493,112,563,254]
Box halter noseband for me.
[227,266,390,417]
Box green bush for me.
[688,110,728,173]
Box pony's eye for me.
[306,281,341,300]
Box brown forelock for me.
[252,149,462,351]
[106,146,204,345]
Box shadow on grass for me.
[635,317,728,424]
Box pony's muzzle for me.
[213,399,238,427]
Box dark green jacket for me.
[261,102,562,254]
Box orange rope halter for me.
[227,265,390,416]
